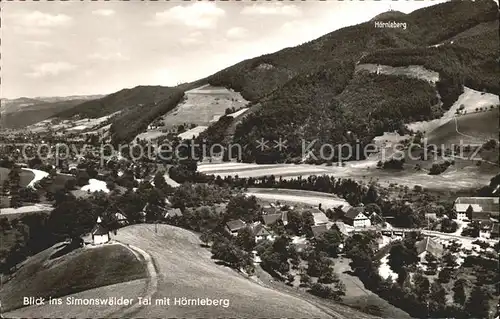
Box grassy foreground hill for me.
[110,224,378,318]
[0,242,147,312]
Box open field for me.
[162,84,249,127]
[355,64,440,83]
[177,125,208,140]
[427,108,499,146]
[199,162,498,191]
[88,224,371,318]
[25,111,120,134]
[0,203,53,217]
[407,86,499,134]
[0,242,147,312]
[246,188,348,209]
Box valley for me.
[1,1,499,319]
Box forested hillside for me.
[54,0,498,150]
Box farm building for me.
[225,219,246,236]
[251,222,272,241]
[114,212,128,225]
[454,197,499,221]
[342,207,371,228]
[262,211,288,226]
[91,217,110,245]
[415,237,444,260]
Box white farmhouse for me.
[343,207,371,228]
[91,217,110,245]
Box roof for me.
[454,197,499,213]
[312,212,329,225]
[114,212,128,221]
[164,208,182,218]
[311,224,329,238]
[262,212,287,225]
[416,237,444,257]
[344,207,367,220]
[92,224,109,236]
[226,219,246,232]
[252,223,271,237]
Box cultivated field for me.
[355,64,440,83]
[162,84,248,127]
[0,203,53,217]
[427,108,499,146]
[96,224,362,318]
[246,188,348,209]
[177,125,208,140]
[0,242,147,312]
[198,162,497,191]
[407,87,499,134]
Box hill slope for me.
[0,242,147,312]
[107,224,378,318]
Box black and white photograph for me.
[0,0,499,318]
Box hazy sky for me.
[1,0,447,98]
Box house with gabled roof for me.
[416,236,444,259]
[92,217,110,245]
[454,197,499,221]
[342,207,371,228]
[262,211,288,226]
[225,219,247,236]
[251,222,272,241]
[114,212,128,225]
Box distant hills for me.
[5,0,498,154]
[0,95,104,129]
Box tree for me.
[153,171,167,190]
[465,285,490,319]
[75,170,90,187]
[424,252,438,274]
[236,226,256,252]
[429,281,446,317]
[315,226,343,257]
[413,271,430,303]
[309,282,345,302]
[388,242,418,276]
[438,268,452,283]
[442,252,458,269]
[299,272,312,287]
[465,205,474,220]
[452,278,467,306]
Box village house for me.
[262,211,288,226]
[342,207,371,228]
[312,211,329,226]
[92,217,110,245]
[114,212,128,226]
[225,219,247,236]
[164,208,183,219]
[311,224,330,239]
[453,197,499,221]
[415,236,444,261]
[250,222,272,241]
